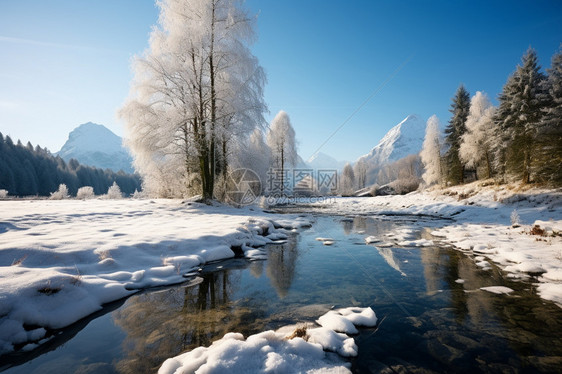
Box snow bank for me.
[307,182,562,307]
[158,307,376,374]
[0,199,312,354]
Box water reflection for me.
[345,216,562,373]
[110,237,300,373]
[3,215,562,374]
[112,265,259,373]
[266,235,298,298]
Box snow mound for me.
[316,307,378,334]
[158,307,376,374]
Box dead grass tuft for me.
[286,325,308,340]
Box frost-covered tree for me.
[459,91,497,179]
[49,184,69,200]
[235,128,271,192]
[420,115,442,186]
[267,111,297,193]
[340,163,355,195]
[535,47,562,185]
[444,85,470,185]
[76,186,95,200]
[106,182,123,199]
[119,0,266,200]
[353,159,368,190]
[495,48,547,183]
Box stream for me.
[2,215,562,373]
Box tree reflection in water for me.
[266,235,298,298]
[111,267,258,373]
[111,237,300,374]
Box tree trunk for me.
[281,147,284,194]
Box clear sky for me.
[1,0,561,162]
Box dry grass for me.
[11,255,28,266]
[286,325,307,340]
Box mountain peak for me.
[356,114,425,171]
[57,123,134,173]
[307,151,347,171]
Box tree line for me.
[422,47,562,187]
[0,133,142,197]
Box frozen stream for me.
[2,215,562,373]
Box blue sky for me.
[1,1,561,162]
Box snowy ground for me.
[306,181,562,307]
[0,199,312,355]
[159,306,377,374]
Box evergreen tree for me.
[444,85,470,185]
[495,48,547,183]
[536,47,562,185]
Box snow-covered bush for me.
[132,189,146,199]
[76,186,95,200]
[0,189,8,199]
[389,177,421,195]
[49,184,69,200]
[105,182,123,199]
[510,209,520,227]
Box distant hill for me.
[57,122,134,173]
[306,152,348,171]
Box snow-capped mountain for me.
[306,152,348,171]
[57,122,134,173]
[356,114,426,168]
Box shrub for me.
[49,184,69,200]
[106,182,122,199]
[0,189,8,199]
[76,186,95,200]
[510,209,520,227]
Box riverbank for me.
[0,199,312,355]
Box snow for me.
[56,122,134,173]
[0,199,312,354]
[316,307,378,334]
[307,181,562,307]
[480,286,514,295]
[355,114,426,174]
[158,307,376,374]
[364,236,379,244]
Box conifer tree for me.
[495,48,547,183]
[536,47,562,185]
[444,85,470,185]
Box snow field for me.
[0,199,312,354]
[158,307,377,374]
